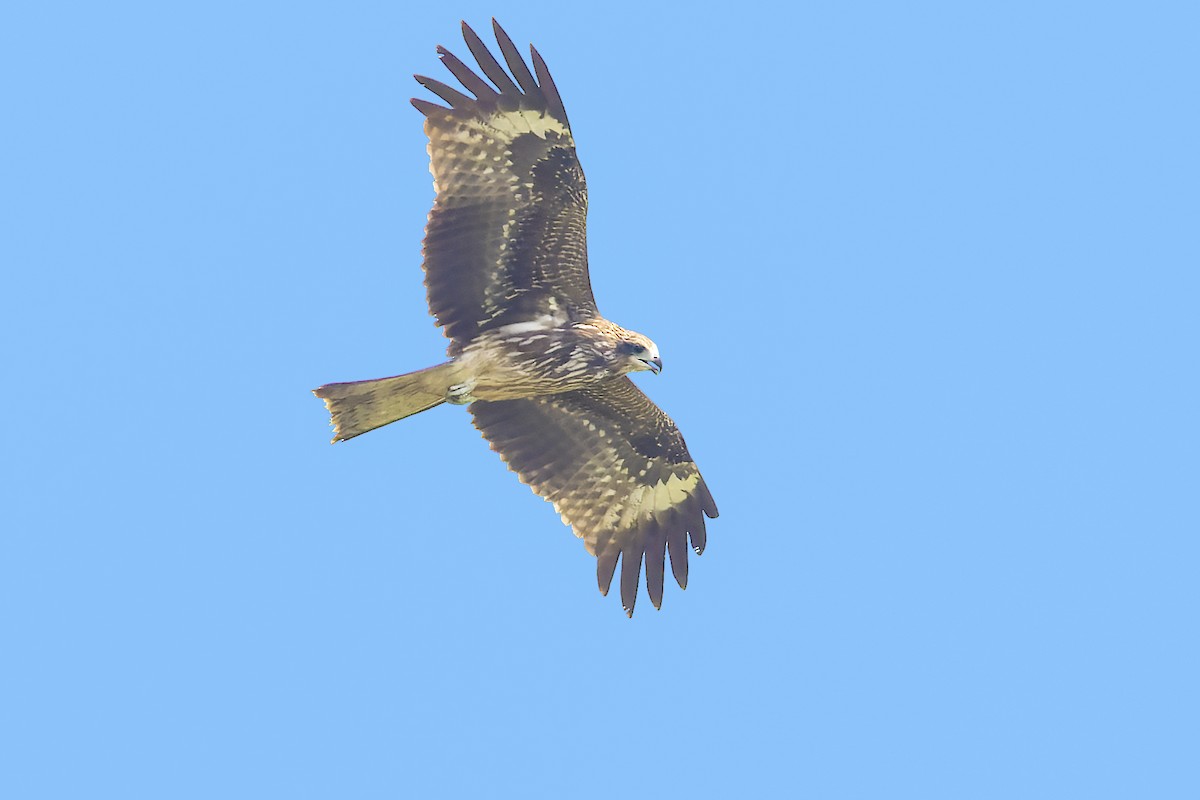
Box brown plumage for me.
[314,20,717,616]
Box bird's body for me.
[315,21,717,615]
[452,317,656,402]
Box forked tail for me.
[313,362,456,442]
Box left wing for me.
[470,378,718,616]
[412,20,598,346]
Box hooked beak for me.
[641,356,663,375]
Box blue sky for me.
[3,1,1198,797]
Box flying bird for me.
[314,20,717,616]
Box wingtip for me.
[411,97,447,116]
[700,481,719,518]
[528,44,569,124]
[596,547,619,596]
[458,20,475,47]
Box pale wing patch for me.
[659,472,698,509]
[431,110,570,150]
[483,108,570,140]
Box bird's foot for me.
[446,380,477,405]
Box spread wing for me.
[470,378,719,616]
[412,20,596,346]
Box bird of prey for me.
[314,20,717,616]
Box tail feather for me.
[314,363,456,442]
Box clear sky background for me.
[3,1,1198,797]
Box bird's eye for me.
[618,342,646,355]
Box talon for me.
[447,380,477,405]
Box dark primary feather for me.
[461,22,522,96]
[529,46,569,125]
[413,74,475,109]
[435,46,498,102]
[411,20,596,347]
[470,378,718,616]
[491,20,540,95]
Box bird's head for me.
[615,333,662,375]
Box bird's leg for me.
[446,378,478,405]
